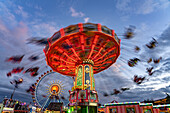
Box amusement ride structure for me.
[4,22,168,113]
[32,71,71,112]
[43,23,120,112]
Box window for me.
[144,109,152,113]
[78,90,86,99]
[71,92,75,100]
[126,107,136,113]
[109,108,117,113]
[90,92,96,100]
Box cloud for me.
[0,2,17,26]
[0,19,29,47]
[116,0,170,15]
[136,0,158,14]
[70,7,85,17]
[134,23,151,42]
[137,25,170,90]
[95,67,134,104]
[0,2,29,70]
[116,0,132,12]
[0,0,169,105]
[140,25,170,59]
[0,19,28,45]
[105,25,170,103]
[28,22,58,37]
[84,17,90,23]
[69,7,89,22]
[0,19,9,33]
[13,22,28,38]
[0,3,60,104]
[15,5,28,18]
[158,0,170,9]
[120,15,130,21]
[34,5,42,10]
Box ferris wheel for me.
[32,71,73,109]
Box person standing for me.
[28,102,32,113]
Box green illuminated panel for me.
[77,66,83,86]
[91,67,95,88]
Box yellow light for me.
[51,85,59,93]
[68,109,71,113]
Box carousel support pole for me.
[10,87,16,100]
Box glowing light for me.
[68,109,71,113]
[51,85,59,93]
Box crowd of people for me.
[2,97,33,112]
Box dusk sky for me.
[0,0,170,105]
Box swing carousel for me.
[44,23,120,113]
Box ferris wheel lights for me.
[19,78,23,82]
[33,71,66,108]
[31,93,34,95]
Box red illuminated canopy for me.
[44,23,120,76]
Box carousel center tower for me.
[44,23,120,112]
